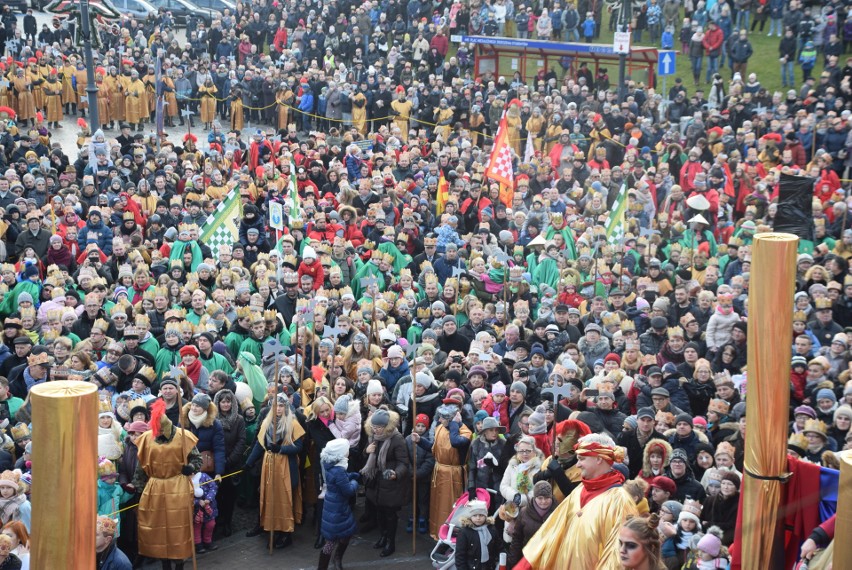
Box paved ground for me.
[137,499,437,569]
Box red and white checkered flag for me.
[485,114,514,188]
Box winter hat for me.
[528,405,548,435]
[191,393,211,409]
[415,413,430,429]
[387,345,404,359]
[678,508,702,527]
[415,372,433,389]
[357,365,374,377]
[721,471,741,490]
[663,500,683,520]
[468,365,487,379]
[816,389,837,403]
[467,499,488,517]
[443,388,465,406]
[794,405,817,419]
[533,480,553,499]
[693,416,708,428]
[651,476,676,496]
[23,265,39,280]
[834,404,852,423]
[474,410,489,425]
[179,345,200,358]
[491,381,507,395]
[510,381,527,398]
[98,457,117,480]
[18,292,33,304]
[675,413,693,427]
[604,353,621,366]
[334,394,351,415]
[366,379,384,396]
[302,246,317,260]
[422,329,438,340]
[697,532,722,557]
[370,409,390,427]
[321,438,350,466]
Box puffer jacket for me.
[213,390,247,477]
[320,459,359,541]
[455,516,500,570]
[181,402,227,476]
[77,218,114,256]
[467,434,507,492]
[705,307,741,352]
[508,500,556,568]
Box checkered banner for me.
[200,189,241,262]
[604,183,628,246]
[485,113,514,188]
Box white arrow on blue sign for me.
[657,51,676,76]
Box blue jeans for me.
[691,56,702,79]
[781,60,795,87]
[565,28,580,41]
[736,10,751,31]
[768,18,782,36]
[705,55,719,82]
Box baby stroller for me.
[430,488,493,570]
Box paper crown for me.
[667,326,684,339]
[10,423,30,442]
[621,320,636,332]
[97,516,118,537]
[682,498,702,517]
[815,298,833,310]
[27,352,49,367]
[98,457,117,478]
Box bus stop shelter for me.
[456,35,659,89]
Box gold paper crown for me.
[621,320,636,332]
[788,432,808,453]
[601,312,621,327]
[682,498,702,517]
[178,223,193,233]
[424,237,437,246]
[142,289,156,302]
[370,249,383,261]
[815,298,833,310]
[98,399,113,415]
[803,419,828,438]
[792,311,807,322]
[382,253,394,264]
[10,423,30,442]
[326,288,340,299]
[417,307,431,319]
[46,309,63,321]
[399,268,412,280]
[340,286,353,298]
[263,309,277,321]
[667,326,684,339]
[164,324,181,337]
[179,321,195,333]
[154,286,169,298]
[235,306,253,320]
[92,318,109,333]
[329,265,342,276]
[135,314,150,326]
[424,273,438,285]
[624,339,640,350]
[136,366,156,384]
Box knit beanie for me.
[533,480,552,499]
[816,388,837,403]
[366,379,384,396]
[510,381,527,398]
[191,393,211,409]
[371,409,390,427]
[663,500,683,520]
[491,381,506,395]
[697,532,722,557]
[334,394,351,415]
[528,404,547,435]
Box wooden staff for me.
[268,361,279,555]
[178,371,198,570]
[299,312,308,386]
[411,387,417,556]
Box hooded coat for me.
[509,501,557,568]
[640,439,674,484]
[319,448,359,541]
[455,516,500,570]
[362,410,411,509]
[181,401,226,476]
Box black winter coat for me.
[509,502,556,568]
[455,519,500,570]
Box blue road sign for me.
[657,50,676,76]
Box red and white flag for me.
[485,114,515,188]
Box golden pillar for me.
[741,233,798,570]
[30,381,98,568]
[834,449,852,568]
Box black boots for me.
[245,522,263,537]
[161,561,183,570]
[273,531,292,549]
[372,533,388,549]
[333,539,350,570]
[380,530,396,557]
[314,534,325,549]
[318,551,333,570]
[380,513,397,557]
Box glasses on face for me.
[516,448,533,454]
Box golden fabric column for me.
[742,233,798,570]
[30,381,98,568]
[834,449,852,568]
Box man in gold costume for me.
[515,433,638,570]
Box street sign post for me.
[657,50,676,102]
[613,31,630,54]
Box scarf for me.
[184,359,202,385]
[46,245,72,268]
[360,427,398,482]
[579,469,625,508]
[188,410,207,428]
[473,523,492,563]
[515,459,538,496]
[0,493,25,523]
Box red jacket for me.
[297,259,324,290]
[702,26,724,54]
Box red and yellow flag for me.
[436,174,450,215]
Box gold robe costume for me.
[96,80,111,126]
[433,106,454,141]
[162,76,178,118]
[391,98,412,142]
[27,67,44,110]
[429,421,472,537]
[518,482,638,569]
[125,79,146,124]
[12,75,35,121]
[61,64,76,104]
[198,84,217,124]
[525,114,545,153]
[257,412,305,533]
[135,428,198,560]
[43,78,63,123]
[276,88,294,131]
[351,92,367,135]
[104,74,127,121]
[538,455,582,504]
[74,68,88,109]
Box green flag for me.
[289,158,300,217]
[199,189,240,262]
[604,183,628,246]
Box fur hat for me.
[366,379,384,396]
[371,409,390,427]
[466,499,488,517]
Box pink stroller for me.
[430,488,493,569]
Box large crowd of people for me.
[0,0,848,569]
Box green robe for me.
[377,241,413,273]
[238,336,269,363]
[186,311,206,326]
[544,227,577,260]
[154,345,182,379]
[225,331,248,360]
[200,351,234,376]
[0,280,41,317]
[140,335,160,356]
[678,229,718,257]
[169,239,204,272]
[532,256,561,290]
[351,261,385,299]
